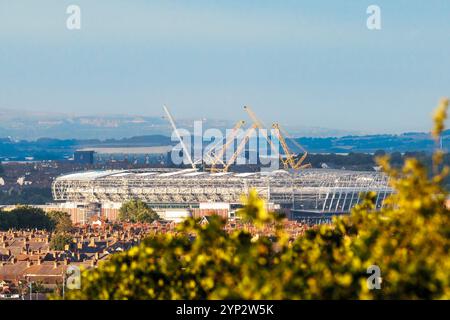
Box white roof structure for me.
[52,168,392,214]
[55,170,124,181]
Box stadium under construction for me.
[50,106,393,224]
[51,168,392,224]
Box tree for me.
[0,207,73,232]
[60,99,450,300]
[47,211,73,233]
[50,233,73,251]
[0,206,53,231]
[374,149,386,157]
[118,199,159,223]
[390,151,403,166]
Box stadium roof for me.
[52,168,392,211]
[54,168,389,188]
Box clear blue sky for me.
[0,0,449,133]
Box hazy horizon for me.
[1,0,449,135]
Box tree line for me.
[0,206,74,250]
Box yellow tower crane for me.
[276,123,311,169]
[223,124,258,172]
[243,106,283,163]
[272,122,296,169]
[243,105,310,171]
[208,120,246,172]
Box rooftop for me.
[55,168,386,183]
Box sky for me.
[0,0,449,134]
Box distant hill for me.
[0,108,360,140]
[291,131,443,153]
[0,108,171,140]
[1,108,447,159]
[0,135,173,161]
[0,130,448,162]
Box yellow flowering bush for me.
[61,99,450,300]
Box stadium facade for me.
[51,168,392,224]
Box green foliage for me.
[119,199,159,223]
[50,232,73,251]
[62,99,450,300]
[0,206,54,231]
[47,211,73,233]
[237,189,282,227]
[0,207,73,232]
[31,281,47,293]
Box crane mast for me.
[209,120,246,172]
[223,124,258,172]
[162,104,310,172]
[278,125,310,169]
[272,123,296,169]
[243,106,281,159]
[163,105,196,170]
[243,105,310,171]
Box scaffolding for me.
[52,169,392,214]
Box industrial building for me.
[73,150,95,165]
[51,168,392,224]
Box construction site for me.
[50,106,393,224]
